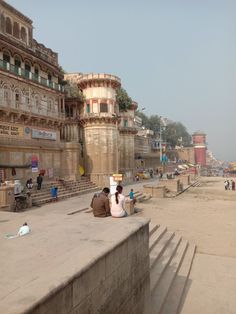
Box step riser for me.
[150,236,182,292]
[32,186,96,200]
[157,242,189,314]
[150,232,175,270]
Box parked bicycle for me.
[14,192,30,212]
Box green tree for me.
[64,81,85,102]
[116,87,132,111]
[163,122,192,147]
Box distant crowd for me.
[224,179,235,191]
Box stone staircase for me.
[31,177,99,206]
[149,222,196,314]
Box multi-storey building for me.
[0,0,65,182]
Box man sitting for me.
[91,187,111,218]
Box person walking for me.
[111,185,127,218]
[91,187,111,218]
[37,174,43,190]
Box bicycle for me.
[14,194,29,212]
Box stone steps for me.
[149,223,196,314]
[32,183,97,200]
[31,178,99,206]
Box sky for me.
[8,0,236,162]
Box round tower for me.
[192,131,207,166]
[119,101,138,179]
[77,73,121,186]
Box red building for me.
[192,131,207,166]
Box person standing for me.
[231,180,235,191]
[91,187,111,218]
[111,185,127,218]
[37,174,43,190]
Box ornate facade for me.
[0,0,65,182]
[0,1,138,187]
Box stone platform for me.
[0,205,150,314]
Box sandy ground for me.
[139,176,236,314]
[1,176,236,313]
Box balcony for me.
[0,59,64,93]
[0,98,65,120]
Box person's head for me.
[131,188,133,192]
[102,187,110,196]
[115,185,123,204]
[23,222,27,226]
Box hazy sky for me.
[8,0,236,161]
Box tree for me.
[116,87,132,111]
[64,81,85,102]
[162,122,192,148]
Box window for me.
[86,104,90,113]
[25,62,31,79]
[15,57,21,68]
[13,22,19,38]
[124,120,128,127]
[100,103,108,113]
[0,14,5,32]
[6,17,12,34]
[21,27,27,42]
[34,67,39,81]
[3,53,10,63]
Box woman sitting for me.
[111,185,127,218]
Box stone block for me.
[70,294,92,314]
[143,184,166,198]
[125,199,135,215]
[30,283,73,314]
[72,257,105,307]
[105,240,128,277]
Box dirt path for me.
[139,176,236,313]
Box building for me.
[64,73,138,186]
[192,131,207,166]
[0,0,65,182]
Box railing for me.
[0,98,64,120]
[0,59,64,93]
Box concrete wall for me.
[23,220,150,314]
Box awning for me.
[0,164,31,169]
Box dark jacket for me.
[91,192,111,217]
[37,175,43,184]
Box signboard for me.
[31,155,38,173]
[32,129,57,141]
[112,173,123,182]
[110,176,117,195]
[0,123,23,137]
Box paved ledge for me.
[0,213,149,314]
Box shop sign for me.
[112,173,123,182]
[31,155,38,173]
[0,123,23,137]
[32,129,57,141]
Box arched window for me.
[21,26,27,42]
[24,62,31,79]
[0,14,5,32]
[13,22,20,38]
[14,56,21,74]
[34,66,39,81]
[3,52,10,70]
[15,89,20,108]
[47,98,51,111]
[5,17,12,34]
